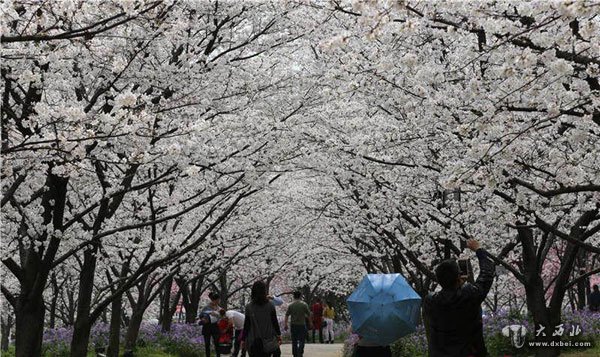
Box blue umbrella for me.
[347,274,421,346]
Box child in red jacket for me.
[217,309,234,352]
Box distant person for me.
[226,309,246,357]
[241,281,282,357]
[311,297,324,343]
[322,301,335,344]
[284,291,312,357]
[423,239,495,357]
[590,284,600,312]
[200,292,223,357]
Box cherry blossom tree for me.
[1,0,315,356]
[302,2,600,355]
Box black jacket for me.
[423,249,495,357]
[589,291,600,311]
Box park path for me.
[279,343,344,357]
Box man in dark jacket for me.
[423,239,495,357]
[589,284,600,312]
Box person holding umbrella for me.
[423,239,495,357]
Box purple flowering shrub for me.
[35,322,205,356]
[132,323,205,357]
[41,327,73,356]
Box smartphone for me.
[458,259,470,277]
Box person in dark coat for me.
[589,284,600,312]
[241,281,282,357]
[423,239,495,357]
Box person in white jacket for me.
[226,310,246,357]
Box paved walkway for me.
[279,343,344,357]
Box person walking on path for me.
[310,297,324,343]
[284,291,312,357]
[226,309,246,357]
[200,292,223,357]
[589,284,600,312]
[423,239,495,357]
[322,301,335,344]
[241,281,282,357]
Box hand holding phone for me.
[458,259,470,278]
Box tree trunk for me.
[524,276,562,357]
[1,314,13,352]
[65,289,77,326]
[49,294,57,329]
[124,306,145,350]
[70,247,99,357]
[106,294,123,357]
[178,277,203,324]
[49,274,59,329]
[159,280,181,332]
[576,269,587,310]
[14,295,45,357]
[219,273,229,309]
[184,303,199,324]
[518,226,564,357]
[14,173,68,357]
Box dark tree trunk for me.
[70,246,99,357]
[219,273,229,309]
[106,294,123,357]
[15,294,45,357]
[159,278,181,332]
[523,273,562,357]
[124,306,145,351]
[576,269,587,310]
[178,277,203,324]
[518,226,561,357]
[184,302,199,324]
[49,273,59,328]
[1,314,13,352]
[49,294,57,329]
[13,173,68,357]
[64,288,77,326]
[516,214,595,357]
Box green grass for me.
[134,346,179,356]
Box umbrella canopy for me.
[347,274,421,346]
